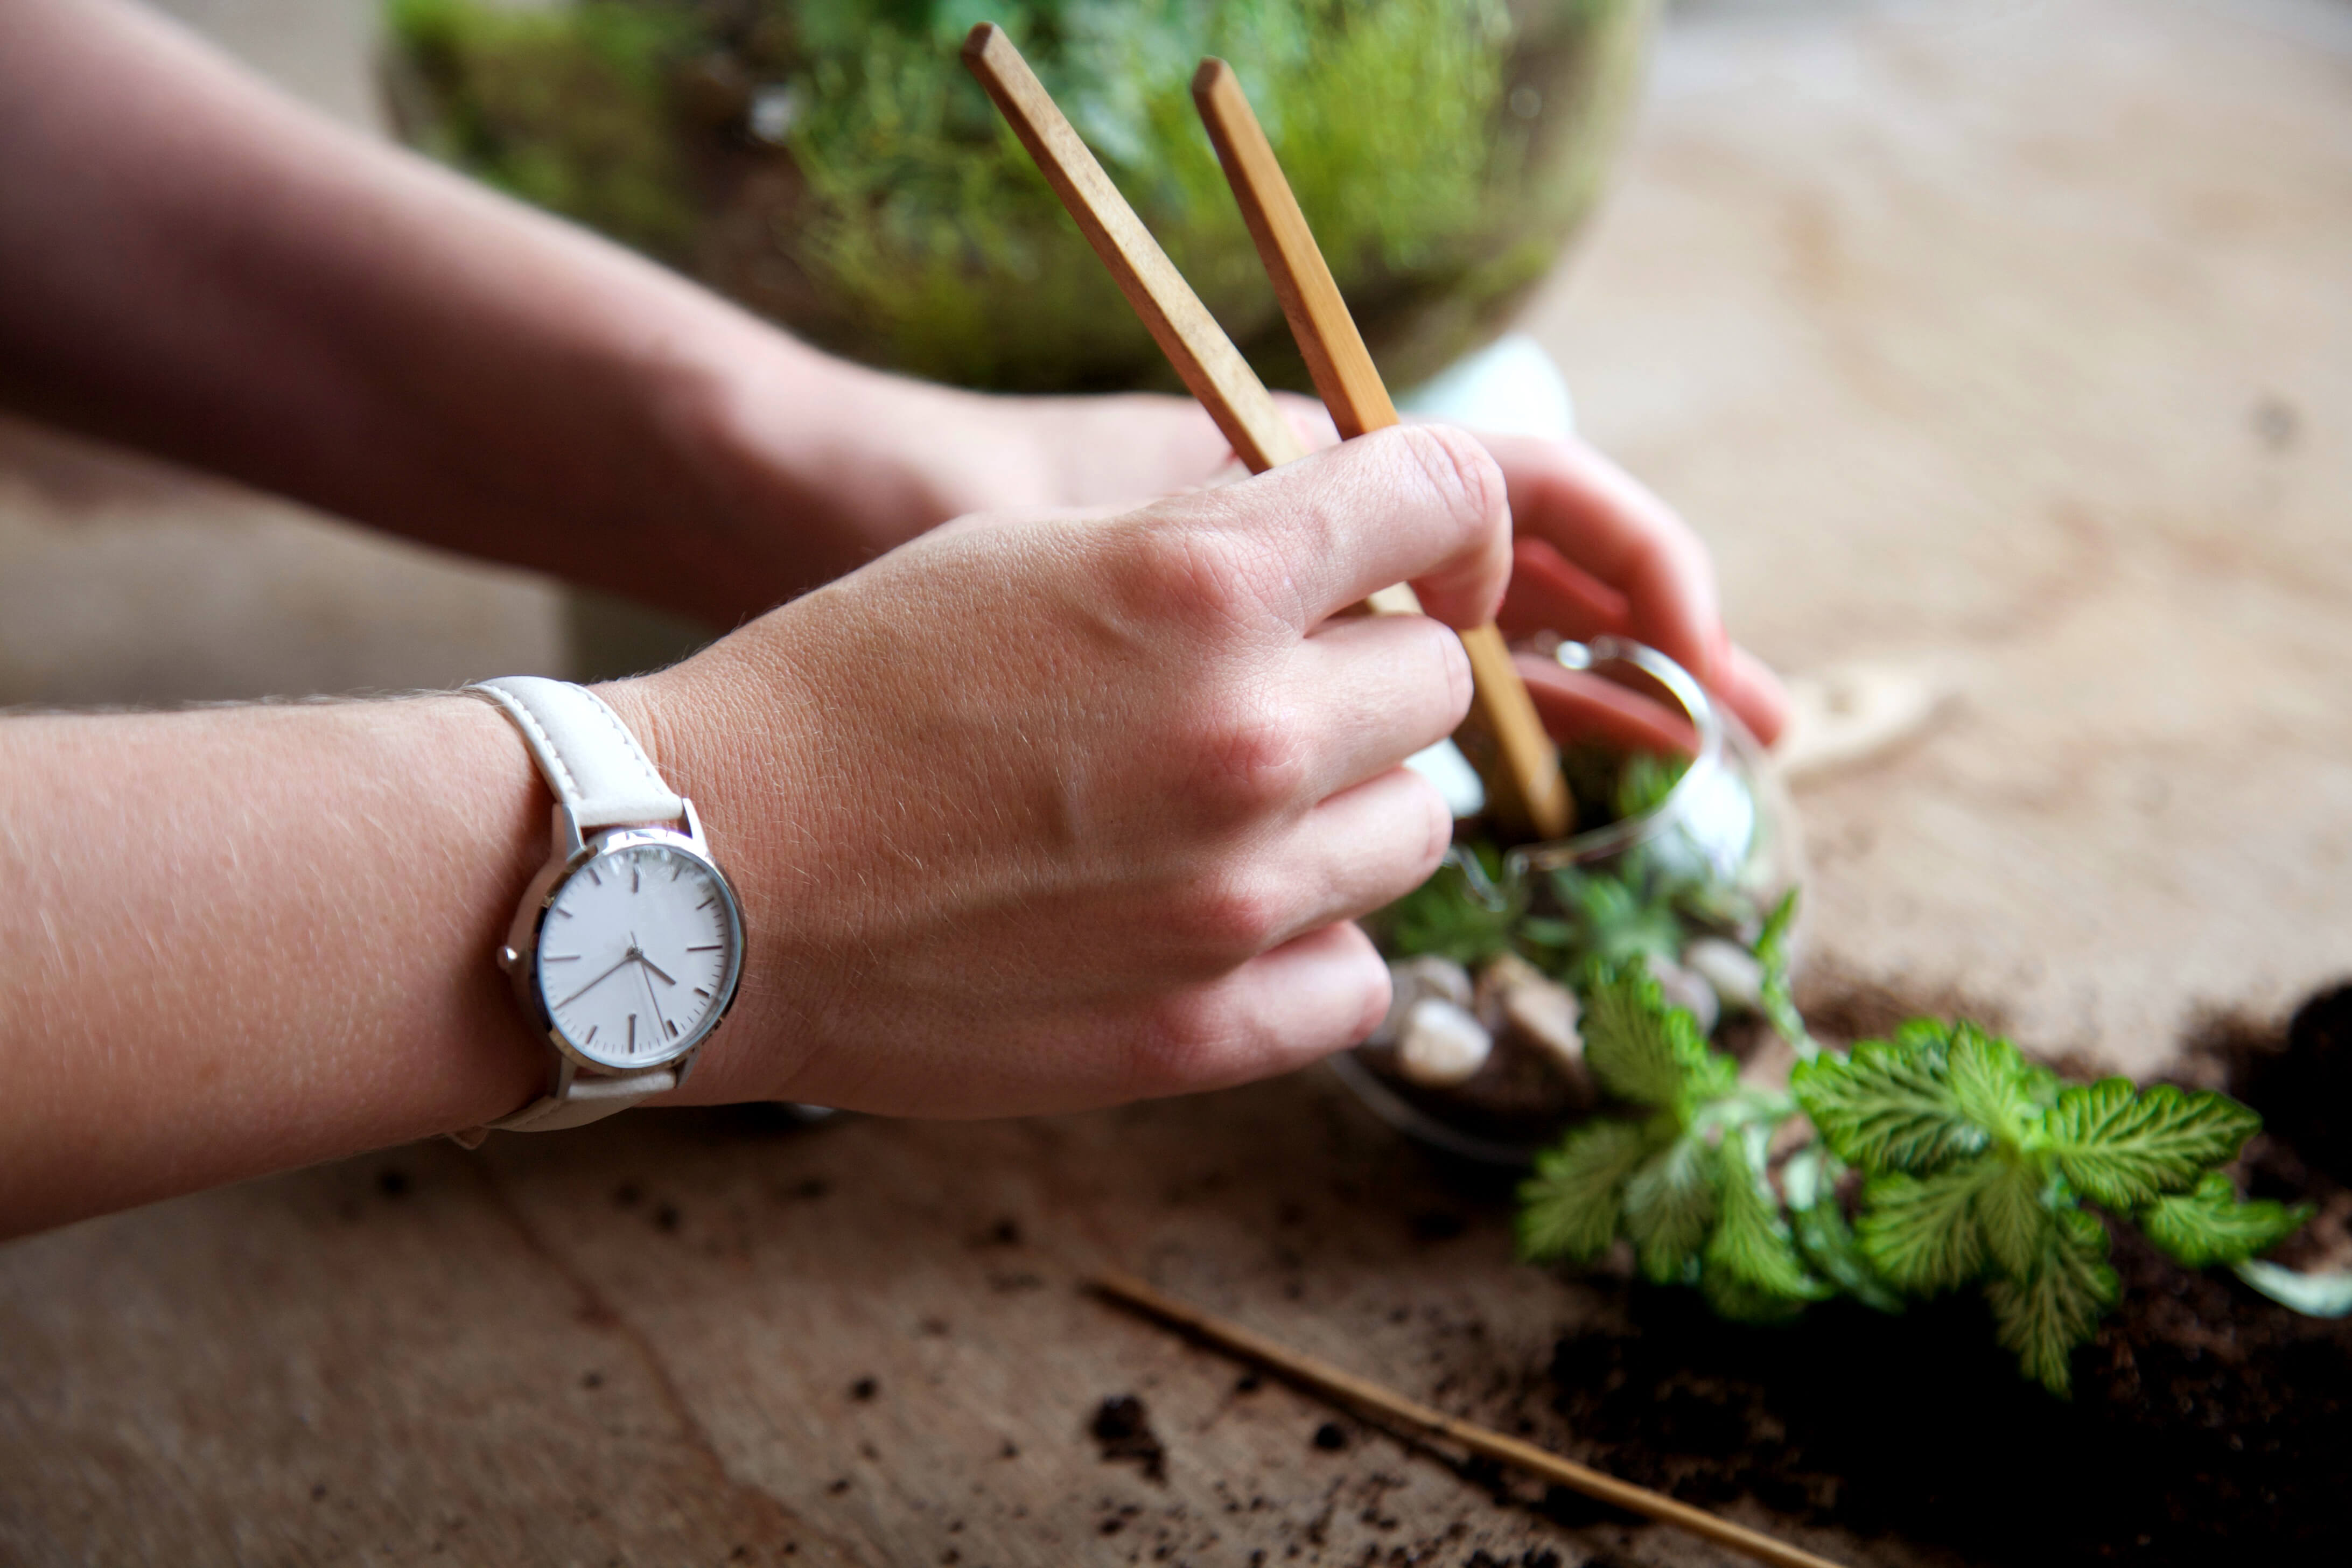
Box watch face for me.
[534,838,742,1070]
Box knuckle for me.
[1171,869,1288,962]
[1128,989,1241,1095]
[1182,696,1310,823]
[1394,424,1508,541]
[1125,514,1291,636]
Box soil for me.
[1521,983,2352,1567]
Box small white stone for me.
[1684,937,1766,1013]
[1646,953,1720,1036]
[1502,974,1584,1072]
[1395,998,1493,1088]
[1370,955,1475,1045]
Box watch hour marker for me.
[694,895,716,911]
[586,865,602,886]
[631,864,641,893]
[552,906,575,919]
[627,1014,638,1054]
[542,953,580,962]
[687,944,723,952]
[693,987,711,1000]
[665,1018,680,1039]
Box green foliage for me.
[2140,1172,2311,1268]
[1378,856,1521,967]
[1517,1119,1653,1265]
[1793,1020,1995,1173]
[389,0,1652,390]
[2045,1078,2260,1210]
[1518,969,2302,1397]
[1623,1133,1717,1285]
[1578,964,1733,1111]
[1752,888,1810,1056]
[1984,1209,2118,1398]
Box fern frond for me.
[1516,1119,1656,1264]
[2139,1171,2311,1268]
[1986,1208,2118,1397]
[1792,1027,1990,1174]
[1972,1158,2056,1279]
[1944,1025,2046,1147]
[1753,889,1813,1058]
[1704,1130,1829,1304]
[2045,1079,2260,1208]
[1856,1165,1988,1292]
[1578,964,1732,1112]
[1623,1135,1717,1285]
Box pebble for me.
[1369,955,1474,1046]
[1684,937,1765,1013]
[1646,953,1720,1035]
[1395,997,1493,1087]
[1476,954,1585,1071]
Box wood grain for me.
[1192,58,1572,840]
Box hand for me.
[609,425,1510,1119]
[1476,432,1790,746]
[697,367,1339,619]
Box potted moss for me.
[382,0,1658,395]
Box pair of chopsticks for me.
[963,25,1571,842]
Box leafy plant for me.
[1518,963,2308,1395]
[385,0,1656,391]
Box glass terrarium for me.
[381,0,1659,394]
[1334,635,1803,1164]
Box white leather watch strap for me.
[469,675,682,830]
[466,676,690,1139]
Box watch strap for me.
[464,675,691,1142]
[468,675,682,830]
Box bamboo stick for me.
[1092,1270,1848,1568]
[1191,58,1571,841]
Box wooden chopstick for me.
[961,24,1300,474]
[1093,1270,1849,1568]
[1191,58,1572,842]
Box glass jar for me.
[1335,635,1804,1164]
[381,0,1658,394]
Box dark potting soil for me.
[1535,986,2352,1567]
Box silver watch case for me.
[496,798,745,1084]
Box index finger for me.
[1156,424,1514,631]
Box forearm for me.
[0,696,559,1234]
[0,0,1014,619]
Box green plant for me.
[1517,961,2309,1395]
[385,0,1656,391]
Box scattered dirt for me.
[1089,1394,1167,1484]
[1521,986,2352,1567]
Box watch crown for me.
[496,945,520,973]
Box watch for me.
[458,676,746,1143]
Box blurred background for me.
[3,0,2348,1071]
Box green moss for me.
[384,0,1656,391]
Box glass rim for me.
[1447,634,1725,900]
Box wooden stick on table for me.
[963,24,1569,839]
[1191,58,1571,841]
[1093,1270,1849,1568]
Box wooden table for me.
[4,2,2348,1563]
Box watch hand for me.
[557,950,637,1009]
[629,930,678,987]
[634,957,672,1040]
